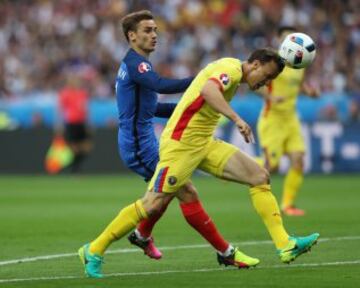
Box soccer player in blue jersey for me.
[79,11,247,276]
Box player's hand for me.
[235,118,255,144]
[309,87,321,98]
[303,82,320,98]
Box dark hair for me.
[121,10,154,42]
[277,26,296,36]
[248,48,285,73]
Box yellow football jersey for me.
[161,58,243,147]
[263,66,305,117]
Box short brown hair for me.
[248,48,285,73]
[121,10,154,42]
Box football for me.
[279,32,316,69]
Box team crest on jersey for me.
[138,62,151,73]
[219,73,229,85]
[168,176,177,186]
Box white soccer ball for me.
[279,32,316,69]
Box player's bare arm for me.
[301,81,320,98]
[201,80,254,143]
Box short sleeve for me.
[207,60,242,92]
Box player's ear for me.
[251,60,260,72]
[128,31,136,42]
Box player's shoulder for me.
[206,58,242,75]
[281,66,305,78]
[123,49,153,73]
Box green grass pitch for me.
[0,174,359,287]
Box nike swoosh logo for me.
[204,219,211,225]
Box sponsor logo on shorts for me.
[168,176,177,186]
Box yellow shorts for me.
[148,138,238,193]
[257,115,305,169]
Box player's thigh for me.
[284,119,305,170]
[148,140,204,194]
[222,149,269,186]
[118,149,156,181]
[198,139,269,186]
[198,139,237,178]
[258,117,286,170]
[285,119,306,156]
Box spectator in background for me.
[58,71,92,172]
[0,0,359,123]
[349,90,360,122]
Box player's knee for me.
[251,167,270,186]
[145,200,166,217]
[264,159,278,173]
[142,192,169,217]
[267,165,278,173]
[292,158,304,172]
[177,183,199,203]
[290,153,304,172]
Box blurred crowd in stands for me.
[0,0,359,122]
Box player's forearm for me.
[130,62,194,94]
[201,82,241,123]
[156,77,194,94]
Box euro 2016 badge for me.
[168,176,177,186]
[219,73,229,85]
[138,62,151,73]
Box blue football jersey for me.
[115,48,193,177]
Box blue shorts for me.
[118,145,159,182]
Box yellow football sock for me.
[250,185,289,249]
[282,168,303,209]
[90,199,148,255]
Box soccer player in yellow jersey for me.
[79,48,319,278]
[257,26,320,216]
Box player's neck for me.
[131,45,151,59]
[240,61,248,83]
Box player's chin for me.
[149,43,157,50]
[146,46,156,53]
[249,84,257,91]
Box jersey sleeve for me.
[207,60,242,92]
[154,102,177,118]
[126,58,193,94]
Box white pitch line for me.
[0,235,359,267]
[0,260,360,284]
